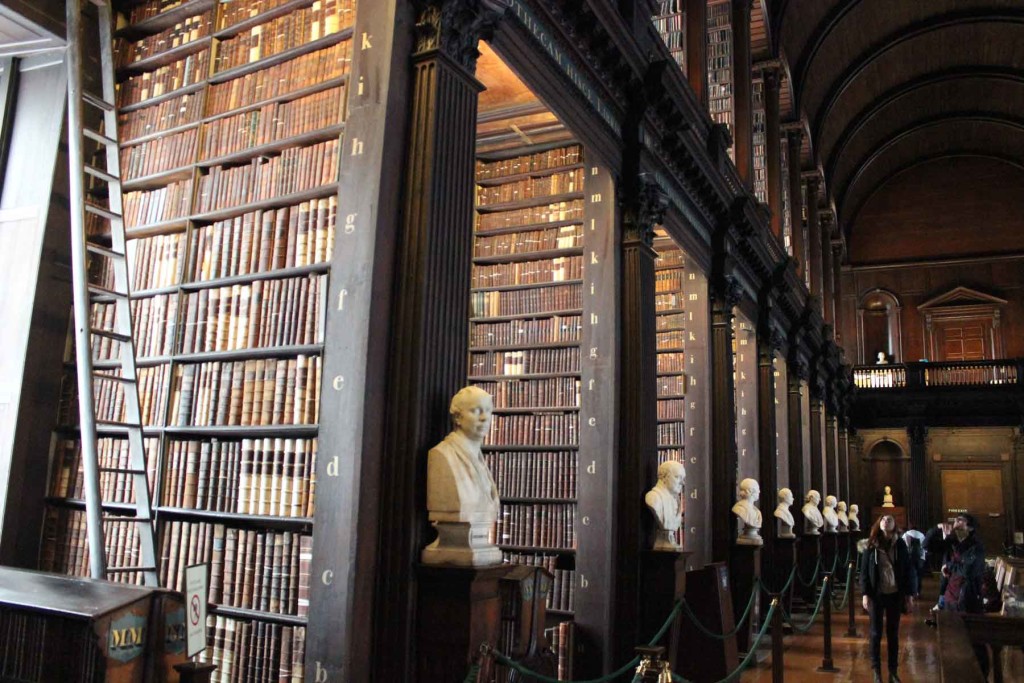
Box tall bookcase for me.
[653,241,687,547]
[42,1,356,679]
[751,76,766,203]
[469,137,583,678]
[707,0,733,159]
[780,129,792,255]
[652,0,686,71]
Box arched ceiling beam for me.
[836,113,1024,209]
[844,151,1024,239]
[809,10,1024,146]
[791,0,864,107]
[824,67,1024,182]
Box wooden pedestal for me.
[729,544,762,654]
[769,537,798,612]
[676,562,738,683]
[416,564,512,682]
[639,551,690,668]
[797,534,822,604]
[821,532,838,574]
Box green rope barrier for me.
[761,564,797,596]
[670,601,778,683]
[796,556,822,587]
[781,575,830,634]
[679,579,760,640]
[462,661,481,683]
[831,562,855,610]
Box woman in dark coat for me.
[860,514,914,683]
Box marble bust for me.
[422,386,502,566]
[732,478,763,546]
[882,485,895,508]
[848,504,861,531]
[822,495,839,533]
[836,501,849,532]
[774,488,796,539]
[876,351,889,365]
[802,490,824,535]
[645,460,685,551]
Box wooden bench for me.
[960,613,1024,683]
[936,610,985,683]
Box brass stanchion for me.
[770,596,784,683]
[816,573,839,673]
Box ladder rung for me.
[84,203,123,222]
[83,91,115,112]
[84,127,117,147]
[85,242,125,261]
[98,467,147,475]
[84,164,118,185]
[92,371,135,383]
[95,419,143,429]
[106,566,158,575]
[87,283,128,300]
[90,327,131,343]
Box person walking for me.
[939,512,988,676]
[860,514,914,683]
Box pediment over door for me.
[918,287,1007,361]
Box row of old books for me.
[57,366,170,426]
[161,437,316,517]
[49,437,159,503]
[471,255,583,288]
[655,269,684,292]
[129,232,186,290]
[474,224,582,258]
[501,551,576,612]
[213,1,352,74]
[193,138,340,213]
[494,503,575,550]
[655,291,684,311]
[657,422,686,445]
[39,508,146,585]
[469,315,581,348]
[658,374,686,396]
[476,168,583,204]
[470,283,582,318]
[475,145,582,180]
[199,616,306,683]
[658,399,685,421]
[118,49,210,108]
[168,356,321,427]
[90,296,177,360]
[160,521,311,616]
[124,178,193,226]
[545,621,575,680]
[116,11,213,69]
[122,127,198,180]
[484,450,577,500]
[476,200,584,232]
[119,90,203,142]
[657,330,685,350]
[0,611,49,681]
[472,377,580,409]
[657,312,686,330]
[658,352,685,373]
[192,197,337,279]
[201,85,345,160]
[179,274,326,353]
[469,348,581,378]
[125,0,193,24]
[488,414,579,447]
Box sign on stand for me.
[184,564,208,658]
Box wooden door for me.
[941,468,1005,554]
[938,322,988,361]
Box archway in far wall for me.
[865,438,907,512]
[857,288,902,364]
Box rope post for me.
[815,573,839,673]
[770,596,784,683]
[845,560,858,637]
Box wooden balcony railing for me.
[853,359,1023,390]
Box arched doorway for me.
[857,289,902,364]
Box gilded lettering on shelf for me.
[588,379,595,391]
[582,516,591,525]
[586,460,596,474]
[351,138,364,156]
[590,251,598,264]
[688,331,696,341]
[357,75,365,96]
[589,347,598,359]
[333,376,345,390]
[689,376,697,386]
[344,213,357,234]
[322,569,334,586]
[327,455,339,477]
[688,293,698,301]
[587,417,597,427]
[590,193,602,203]
[361,32,372,50]
[589,218,596,232]
[591,166,599,176]
[689,273,697,280]
[690,457,697,464]
[589,283,595,295]
[689,427,695,436]
[337,289,348,310]
[315,662,329,682]
[579,573,589,588]
[590,312,598,325]
[689,401,696,409]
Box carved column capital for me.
[415,0,509,70]
[760,64,781,93]
[624,174,668,248]
[789,357,809,382]
[711,274,743,310]
[908,424,929,446]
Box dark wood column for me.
[786,359,807,521]
[825,412,838,500]
[757,328,782,543]
[838,423,851,503]
[685,0,707,106]
[710,272,741,562]
[371,5,500,680]
[809,385,825,496]
[731,0,754,188]
[785,129,805,276]
[832,243,844,343]
[762,66,783,240]
[821,210,835,325]
[805,174,822,299]
[615,179,667,664]
[908,425,929,529]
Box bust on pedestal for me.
[422,386,502,566]
[822,495,839,533]
[882,485,895,508]
[731,478,763,546]
[646,461,685,551]
[836,501,849,532]
[802,490,824,535]
[848,504,860,531]
[774,488,795,539]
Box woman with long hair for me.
[859,514,913,683]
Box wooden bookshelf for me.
[708,0,734,158]
[752,77,767,203]
[652,0,686,71]
[41,1,356,679]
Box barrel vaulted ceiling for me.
[771,0,1024,249]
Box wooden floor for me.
[738,577,1024,682]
